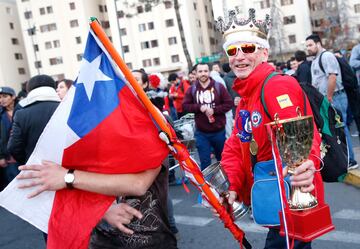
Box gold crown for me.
[215,8,271,40]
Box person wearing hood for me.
[7,74,60,164]
[215,8,325,248]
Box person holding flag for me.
[214,8,326,248]
[1,26,176,249]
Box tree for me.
[120,0,193,72]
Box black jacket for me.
[7,101,59,164]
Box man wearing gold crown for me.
[216,8,325,248]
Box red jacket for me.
[169,80,190,113]
[221,62,325,206]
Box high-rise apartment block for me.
[0,0,29,91]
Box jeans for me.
[195,129,226,170]
[167,192,178,234]
[264,228,311,249]
[332,91,355,161]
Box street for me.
[1,133,360,249]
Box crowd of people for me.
[1,6,360,249]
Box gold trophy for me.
[266,112,318,210]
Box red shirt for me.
[169,80,190,113]
[221,62,325,206]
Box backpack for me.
[261,73,348,182]
[319,51,358,91]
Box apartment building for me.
[16,0,111,81]
[309,0,360,49]
[111,0,221,74]
[212,0,312,60]
[0,0,29,92]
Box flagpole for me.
[90,18,250,249]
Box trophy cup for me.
[267,114,318,210]
[202,162,249,220]
[265,110,334,241]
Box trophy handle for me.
[296,106,302,117]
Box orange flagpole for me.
[90,18,248,248]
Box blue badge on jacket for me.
[236,110,252,142]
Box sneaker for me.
[348,160,359,170]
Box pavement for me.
[343,128,360,188]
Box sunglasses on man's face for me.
[225,44,261,57]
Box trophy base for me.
[279,204,335,242]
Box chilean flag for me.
[0,31,169,248]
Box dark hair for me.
[57,79,74,89]
[306,34,322,45]
[27,74,56,92]
[222,63,231,73]
[132,69,148,84]
[294,50,307,62]
[168,73,178,82]
[194,63,209,71]
[190,64,198,73]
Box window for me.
[77,54,83,61]
[11,38,19,45]
[205,5,208,13]
[288,35,296,44]
[120,28,127,35]
[210,37,216,45]
[69,2,76,10]
[141,41,150,49]
[6,7,12,14]
[52,74,65,81]
[75,36,81,44]
[137,5,144,14]
[53,40,60,48]
[142,59,152,67]
[138,23,146,32]
[40,23,57,32]
[101,21,110,29]
[164,1,172,9]
[104,5,107,12]
[197,20,201,28]
[15,53,23,60]
[326,0,336,9]
[18,68,26,75]
[193,3,197,10]
[283,15,296,25]
[45,41,52,49]
[35,61,42,68]
[171,55,180,63]
[70,19,79,28]
[311,2,324,11]
[117,10,124,18]
[9,22,14,29]
[168,37,177,45]
[27,27,36,35]
[34,44,39,51]
[153,57,160,66]
[314,19,323,27]
[260,0,270,9]
[151,40,158,47]
[148,22,154,30]
[123,45,129,53]
[99,5,104,12]
[49,57,63,65]
[47,6,53,14]
[24,11,32,19]
[126,63,133,70]
[281,0,293,6]
[355,4,360,13]
[207,21,212,29]
[39,7,45,15]
[165,19,174,27]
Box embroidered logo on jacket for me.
[251,111,262,128]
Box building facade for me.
[16,0,111,81]
[0,0,29,92]
[111,0,221,74]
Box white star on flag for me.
[77,54,112,100]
